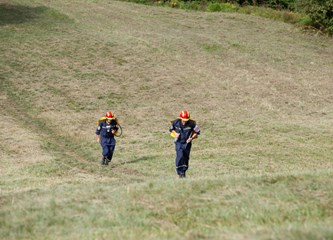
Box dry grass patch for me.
[0,114,53,168]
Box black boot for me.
[100,156,107,165]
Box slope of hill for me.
[1,0,332,239]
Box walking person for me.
[96,111,119,166]
[169,110,200,178]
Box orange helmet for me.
[179,110,190,121]
[105,111,115,120]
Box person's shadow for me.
[117,155,155,166]
[0,3,48,26]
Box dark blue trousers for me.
[101,144,115,165]
[175,142,192,176]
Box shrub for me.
[179,1,203,10]
[207,2,222,11]
[231,0,296,9]
[295,0,333,33]
[298,15,313,25]
[207,2,238,12]
[267,0,296,10]
[170,0,179,7]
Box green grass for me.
[1,0,333,239]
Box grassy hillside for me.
[1,0,333,239]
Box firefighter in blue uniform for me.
[169,110,200,178]
[96,111,118,165]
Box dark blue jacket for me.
[169,119,200,144]
[96,120,118,145]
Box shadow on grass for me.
[116,155,155,166]
[0,3,48,26]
